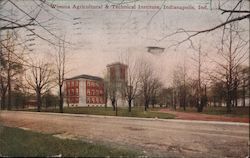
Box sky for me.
[2,0,249,87]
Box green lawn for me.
[20,107,176,119]
[174,106,249,118]
[0,126,141,157]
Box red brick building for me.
[64,74,105,107]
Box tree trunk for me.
[1,94,6,110]
[213,96,216,107]
[226,100,231,113]
[234,86,238,107]
[173,93,176,110]
[112,100,115,111]
[226,89,232,113]
[183,94,186,111]
[115,100,118,116]
[144,99,148,111]
[219,96,222,107]
[105,98,107,108]
[242,79,245,107]
[59,85,63,113]
[197,99,202,112]
[234,96,237,107]
[128,99,132,112]
[171,90,174,108]
[7,72,11,110]
[36,89,42,112]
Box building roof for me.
[106,62,128,67]
[65,74,103,81]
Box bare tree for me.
[161,0,249,46]
[107,80,118,112]
[209,80,226,107]
[0,42,7,109]
[25,60,54,112]
[139,61,153,111]
[158,88,173,108]
[119,53,140,112]
[162,0,249,108]
[209,24,248,112]
[149,77,162,108]
[190,43,209,112]
[0,0,74,45]
[138,60,161,111]
[0,0,78,79]
[239,66,248,107]
[54,37,67,113]
[196,45,203,112]
[172,63,188,111]
[0,31,24,110]
[0,67,8,109]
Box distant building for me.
[64,74,105,107]
[106,62,129,107]
[107,62,128,83]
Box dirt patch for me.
[158,109,249,123]
[123,126,145,131]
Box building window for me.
[110,67,116,80]
[87,81,90,87]
[75,97,79,103]
[121,67,125,79]
[87,89,90,95]
[92,89,95,96]
[76,88,79,95]
[95,97,98,104]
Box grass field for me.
[20,107,176,119]
[174,106,249,118]
[0,126,140,157]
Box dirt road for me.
[0,111,249,157]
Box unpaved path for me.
[158,108,249,123]
[0,111,249,157]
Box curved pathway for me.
[157,108,249,123]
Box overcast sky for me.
[4,0,249,87]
